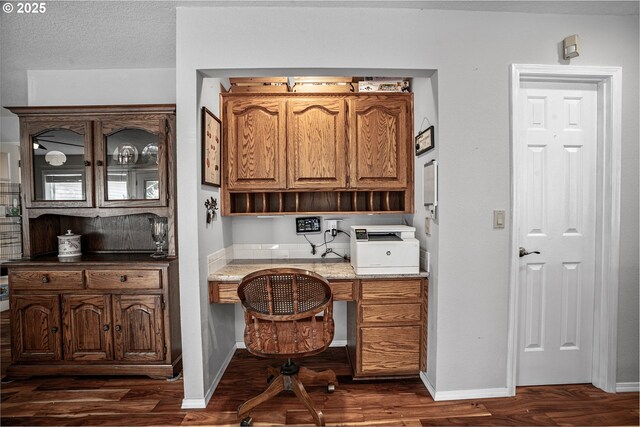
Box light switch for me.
[493,209,505,229]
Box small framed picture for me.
[202,107,222,187]
[415,125,435,156]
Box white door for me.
[516,81,597,386]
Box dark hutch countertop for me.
[3,253,177,267]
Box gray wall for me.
[177,6,638,400]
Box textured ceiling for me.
[1,1,638,115]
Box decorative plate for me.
[141,142,159,164]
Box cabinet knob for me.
[119,275,127,282]
[84,160,91,166]
[41,275,49,283]
[103,324,110,331]
[52,326,58,333]
[96,160,103,166]
[115,325,122,332]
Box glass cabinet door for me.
[96,117,167,207]
[26,122,93,208]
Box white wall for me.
[197,77,236,395]
[177,6,638,401]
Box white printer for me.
[350,225,419,275]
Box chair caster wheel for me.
[327,384,335,393]
[240,416,253,426]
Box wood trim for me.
[6,104,176,116]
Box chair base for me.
[237,360,337,427]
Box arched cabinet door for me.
[62,295,113,361]
[113,294,165,362]
[23,121,94,208]
[11,295,62,361]
[225,97,287,190]
[95,115,169,208]
[348,96,411,189]
[286,98,347,189]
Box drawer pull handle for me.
[41,276,49,283]
[120,275,127,282]
[103,325,110,332]
[51,326,58,333]
[115,325,122,332]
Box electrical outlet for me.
[325,218,342,237]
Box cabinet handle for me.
[52,326,58,333]
[115,325,122,332]
[96,160,103,166]
[103,325,110,332]
[41,275,49,283]
[119,275,127,282]
[84,160,91,166]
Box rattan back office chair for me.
[237,268,337,426]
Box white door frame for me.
[507,64,622,394]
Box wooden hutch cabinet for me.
[221,92,414,215]
[4,105,181,379]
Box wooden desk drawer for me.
[360,279,421,301]
[360,325,421,374]
[210,282,240,303]
[209,279,356,304]
[360,303,421,324]
[87,270,161,290]
[329,280,354,301]
[10,270,83,290]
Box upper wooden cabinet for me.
[287,97,347,189]
[7,105,175,209]
[348,96,410,189]
[7,105,178,258]
[221,93,414,215]
[224,97,287,190]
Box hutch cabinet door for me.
[113,294,165,362]
[10,294,62,361]
[348,96,411,189]
[62,295,114,361]
[22,120,94,208]
[286,98,347,189]
[94,115,169,208]
[225,97,287,190]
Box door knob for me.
[519,247,541,258]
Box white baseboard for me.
[181,343,238,409]
[235,339,348,349]
[420,371,436,399]
[420,371,510,401]
[616,382,640,392]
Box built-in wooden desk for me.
[208,259,428,379]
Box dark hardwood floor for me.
[1,311,638,426]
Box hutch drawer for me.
[10,270,84,290]
[86,269,162,290]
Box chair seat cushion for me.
[245,316,335,358]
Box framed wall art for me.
[415,125,435,156]
[202,107,222,187]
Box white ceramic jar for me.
[58,230,81,258]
